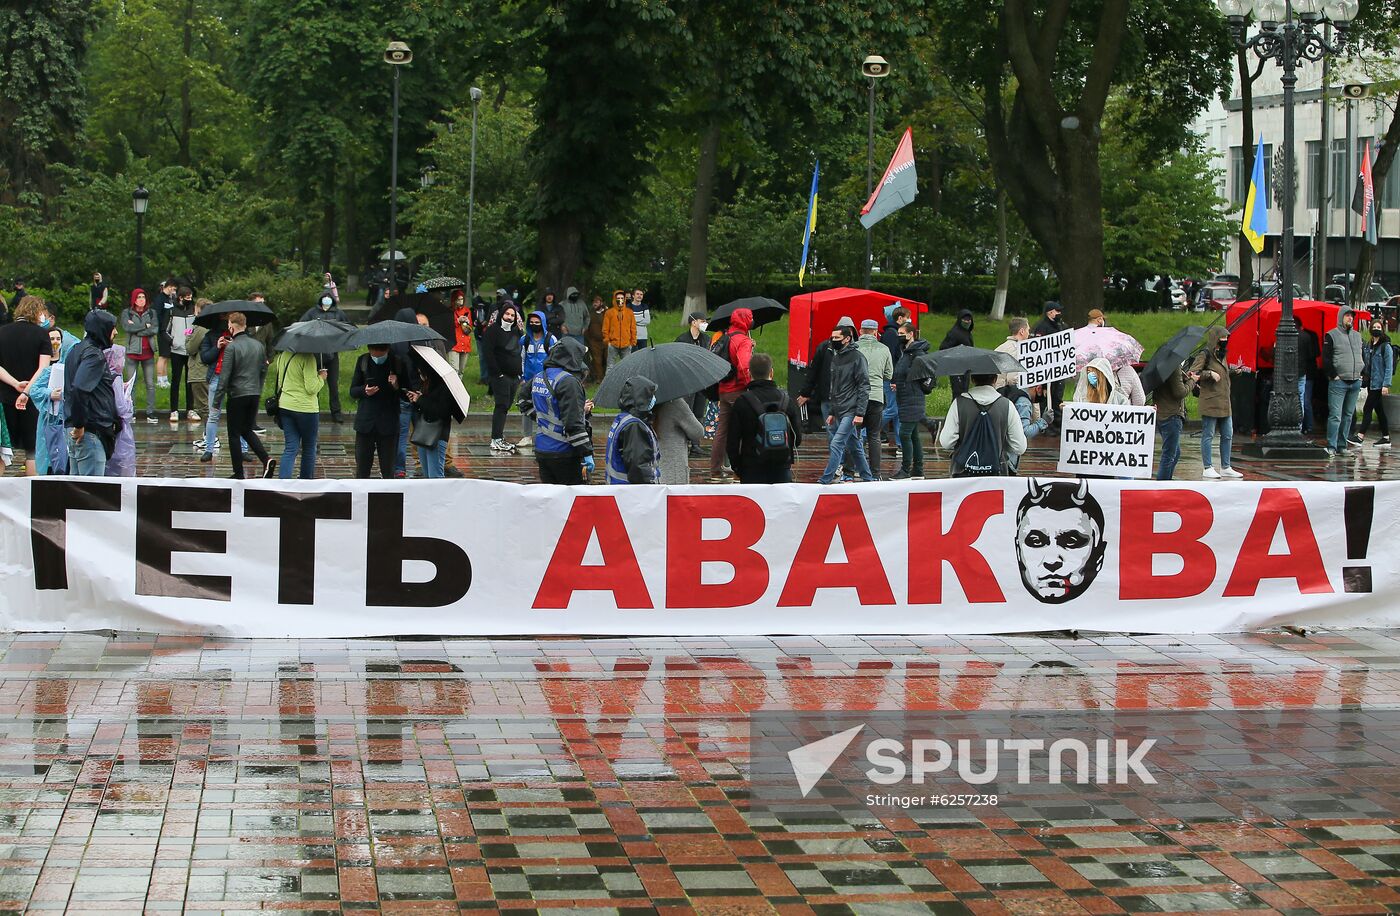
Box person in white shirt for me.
[630,287,652,352]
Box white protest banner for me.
[1017,329,1077,387]
[1058,403,1158,479]
[0,477,1395,636]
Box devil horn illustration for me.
[1071,478,1089,506]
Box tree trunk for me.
[683,120,722,317]
[1056,148,1107,325]
[990,188,1010,320]
[539,215,584,295]
[1351,92,1400,303]
[178,0,194,168]
[1236,47,1259,299]
[343,177,360,288]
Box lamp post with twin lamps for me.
[1219,0,1357,457]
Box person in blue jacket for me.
[516,310,557,448]
[605,376,660,485]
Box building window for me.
[1307,140,1323,209]
[1231,143,1272,207]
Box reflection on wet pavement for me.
[0,630,1390,909]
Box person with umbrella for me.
[351,343,408,479]
[1152,363,1194,481]
[269,330,336,479]
[407,354,465,479]
[674,312,711,431]
[1189,325,1244,479]
[300,290,355,423]
[211,311,275,479]
[707,307,755,482]
[939,310,976,397]
[605,376,660,485]
[194,298,274,463]
[520,337,595,484]
[817,323,876,485]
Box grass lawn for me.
[75,308,1212,420]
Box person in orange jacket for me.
[601,289,637,372]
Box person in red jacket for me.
[708,307,755,480]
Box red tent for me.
[788,287,930,367]
[1225,298,1369,371]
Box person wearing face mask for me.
[120,289,159,422]
[300,292,353,422]
[164,286,199,423]
[1358,318,1394,447]
[351,344,406,478]
[605,376,661,484]
[1324,307,1365,456]
[602,291,637,371]
[483,304,524,451]
[517,310,559,448]
[675,313,712,428]
[63,310,120,477]
[818,324,876,484]
[1071,357,1129,406]
[890,326,933,479]
[1189,325,1243,479]
[939,310,977,396]
[28,324,79,475]
[90,272,109,312]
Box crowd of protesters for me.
[0,271,1394,487]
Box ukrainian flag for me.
[1242,135,1268,255]
[798,160,819,287]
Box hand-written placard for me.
[1057,402,1157,479]
[1017,330,1077,387]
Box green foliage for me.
[0,1,99,204]
[201,271,323,324]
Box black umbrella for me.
[403,290,458,342]
[195,299,276,328]
[1138,325,1207,393]
[909,345,1024,381]
[708,297,787,332]
[419,276,465,291]
[274,320,357,354]
[348,320,445,348]
[594,343,732,408]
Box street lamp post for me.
[467,86,482,302]
[1220,0,1357,457]
[385,41,413,298]
[132,185,149,292]
[862,55,890,289]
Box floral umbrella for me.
[1073,326,1144,370]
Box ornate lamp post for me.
[1219,0,1357,456]
[384,40,413,298]
[861,55,890,289]
[132,185,149,291]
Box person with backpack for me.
[728,353,802,483]
[818,323,876,484]
[938,372,1026,477]
[1357,317,1393,447]
[707,306,756,481]
[605,375,660,484]
[890,325,933,479]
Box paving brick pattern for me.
[0,629,1391,911]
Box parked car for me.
[1246,282,1306,301]
[1324,284,1349,305]
[1360,282,1390,311]
[1170,284,1188,309]
[1212,273,1241,286]
[1196,284,1236,312]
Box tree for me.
[933,0,1231,323]
[0,1,99,206]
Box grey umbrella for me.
[194,299,276,328]
[274,320,357,354]
[593,343,732,408]
[348,320,445,348]
[1138,325,1207,393]
[909,345,1024,381]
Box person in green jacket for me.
[270,349,326,479]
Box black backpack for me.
[747,390,794,463]
[950,395,1010,477]
[704,332,737,400]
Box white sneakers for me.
[1203,466,1244,480]
[490,439,516,452]
[1220,467,1244,479]
[1202,467,1221,480]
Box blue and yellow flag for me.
[798,160,819,287]
[1241,135,1268,255]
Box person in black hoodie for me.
[728,353,802,483]
[891,328,933,478]
[1032,300,1067,423]
[63,311,120,476]
[351,344,408,478]
[483,303,523,451]
[541,289,565,339]
[939,309,976,396]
